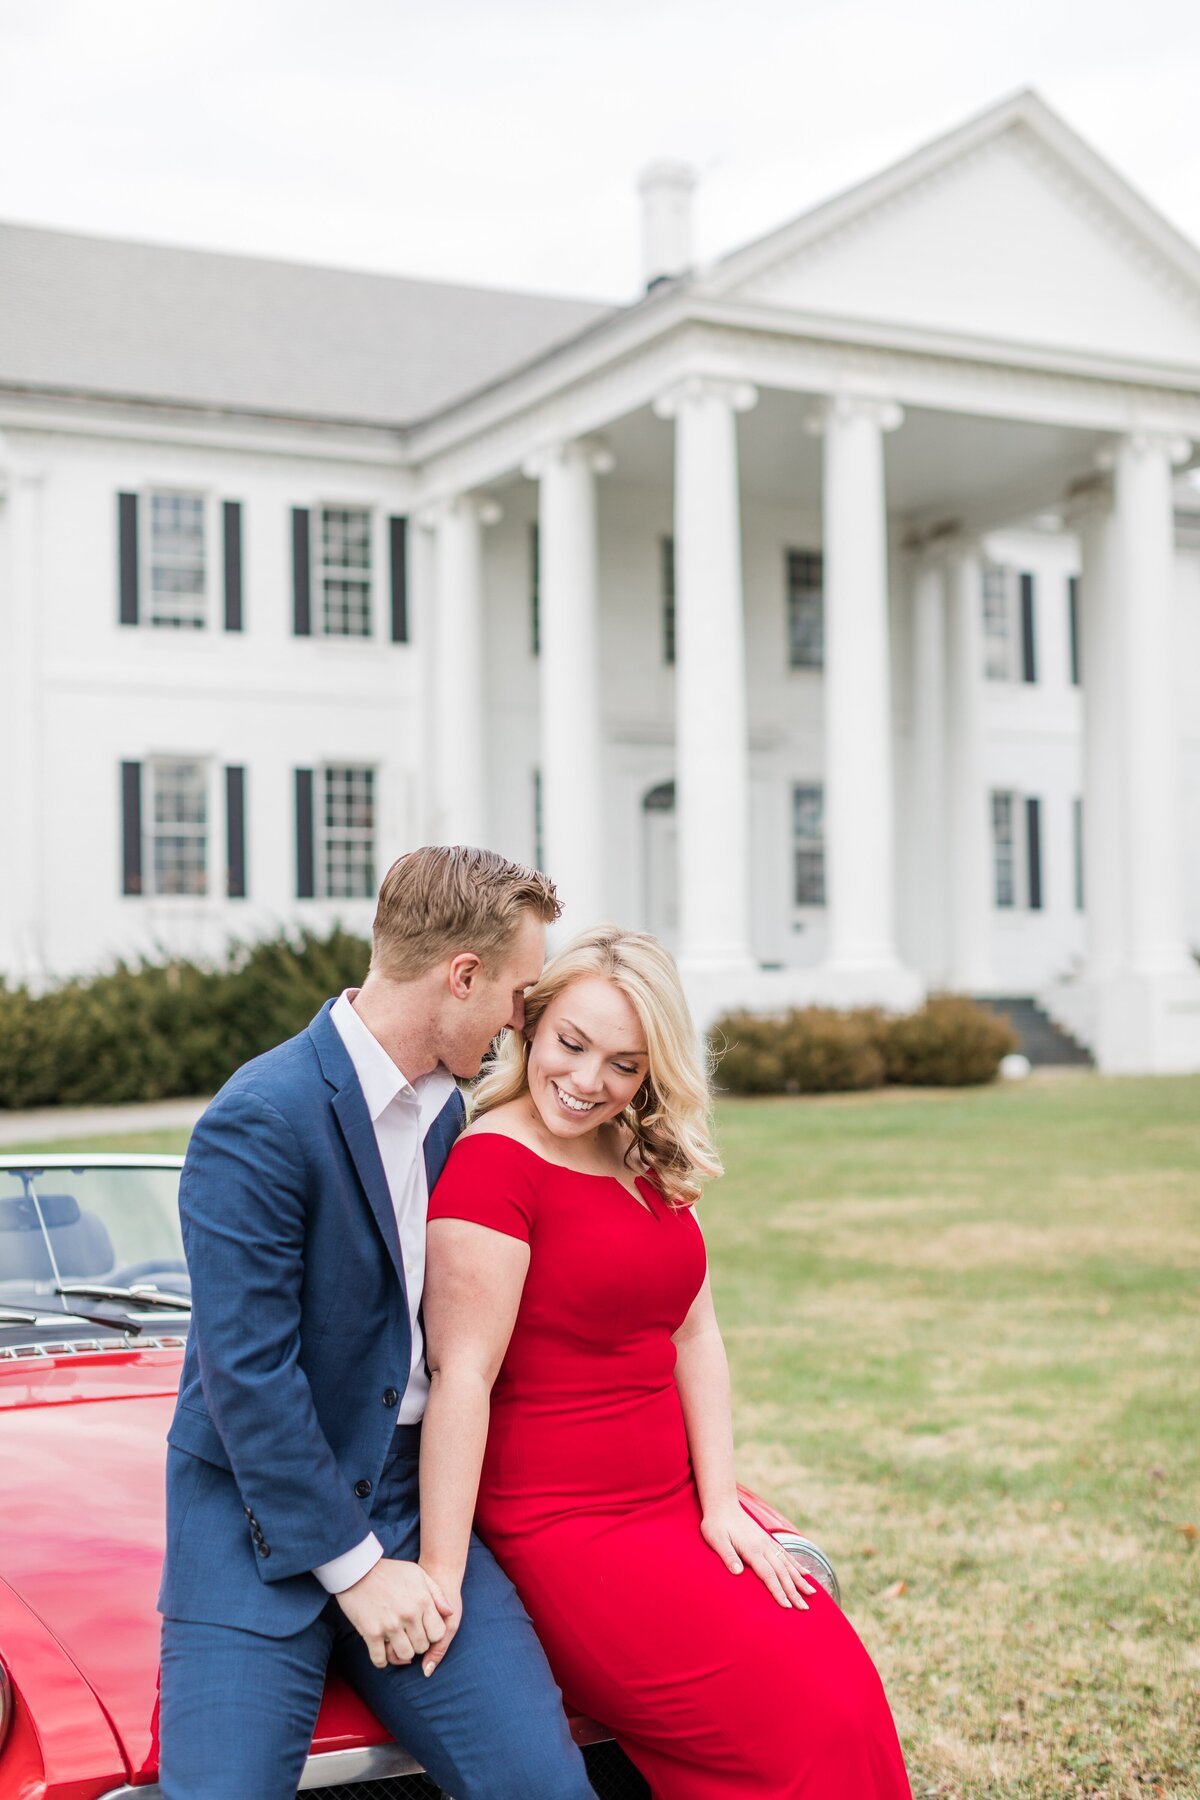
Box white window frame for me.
[315,503,376,639]
[142,489,213,631]
[144,756,214,898]
[791,781,826,908]
[982,563,1019,682]
[316,764,377,899]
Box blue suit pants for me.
[159,1426,594,1800]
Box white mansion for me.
[2,91,1199,1073]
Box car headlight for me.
[773,1532,842,1608]
[0,1656,11,1751]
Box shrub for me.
[715,1006,885,1095]
[712,994,1017,1095]
[881,994,1018,1087]
[0,926,371,1110]
[711,1011,790,1095]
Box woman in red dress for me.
[420,926,911,1798]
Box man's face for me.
[445,911,546,1079]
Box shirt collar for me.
[330,989,441,1125]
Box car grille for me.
[301,1739,651,1800]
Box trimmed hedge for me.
[0,927,371,1110]
[714,995,1018,1095]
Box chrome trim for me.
[0,1154,185,1169]
[773,1532,843,1609]
[96,1741,429,1799]
[0,1334,187,1360]
[297,1743,426,1788]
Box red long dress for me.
[428,1132,911,1799]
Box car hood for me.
[0,1349,389,1779]
[0,1350,185,1778]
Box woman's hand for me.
[700,1504,817,1610]
[416,1563,463,1676]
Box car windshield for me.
[0,1165,186,1318]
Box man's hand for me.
[336,1557,454,1670]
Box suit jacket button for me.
[354,1478,373,1498]
[382,1388,399,1408]
[257,1541,271,1557]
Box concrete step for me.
[971,995,1094,1067]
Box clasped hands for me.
[336,1557,462,1676]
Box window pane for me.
[787,550,824,669]
[322,579,372,637]
[991,791,1015,908]
[149,760,208,896]
[792,782,825,905]
[982,565,1012,681]
[319,507,373,636]
[320,766,375,899]
[321,507,372,570]
[148,492,206,629]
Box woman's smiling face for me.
[526,975,649,1139]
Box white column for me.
[812,395,905,974]
[1112,432,1193,976]
[525,439,611,932]
[909,558,948,983]
[654,376,756,974]
[944,544,994,991]
[1074,501,1126,980]
[429,495,497,848]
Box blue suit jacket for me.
[158,1000,465,1637]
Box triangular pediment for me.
[703,93,1200,369]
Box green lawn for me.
[711,1074,1200,1800]
[13,1072,1199,1797]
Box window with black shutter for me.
[389,515,409,643]
[292,509,312,636]
[295,768,316,897]
[226,766,247,897]
[120,761,143,893]
[118,494,140,626]
[223,502,244,632]
[1020,573,1037,684]
[1025,796,1043,910]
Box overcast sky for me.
[1,0,1197,303]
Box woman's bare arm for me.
[418,1218,529,1671]
[673,1271,813,1611]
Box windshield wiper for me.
[55,1283,191,1313]
[0,1300,147,1334]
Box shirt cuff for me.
[313,1532,384,1594]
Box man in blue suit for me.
[158,845,595,1799]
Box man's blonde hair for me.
[471,924,723,1206]
[370,846,560,981]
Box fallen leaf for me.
[1176,1523,1197,1541]
[860,1544,878,1558]
[880,1578,908,1599]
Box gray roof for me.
[0,221,616,427]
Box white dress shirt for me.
[312,989,457,1594]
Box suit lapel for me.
[424,1087,466,1194]
[310,1002,408,1292]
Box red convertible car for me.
[0,1153,839,1800]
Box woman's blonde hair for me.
[471,924,723,1207]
